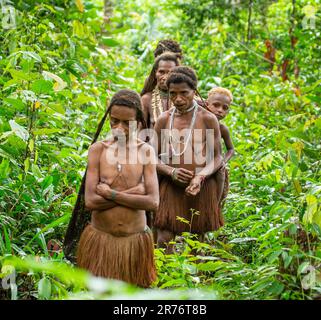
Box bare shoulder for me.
[141,92,152,104]
[88,141,104,154]
[198,107,219,127]
[89,138,114,155]
[155,109,170,127]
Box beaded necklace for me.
[151,87,171,122]
[169,101,199,157]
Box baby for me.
[206,87,235,206]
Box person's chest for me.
[99,147,144,189]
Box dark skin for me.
[85,105,159,236]
[152,82,222,248]
[141,60,177,128]
[206,92,235,203]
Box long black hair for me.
[153,39,183,59]
[141,52,180,96]
[107,89,146,129]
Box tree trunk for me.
[290,0,300,79]
[104,0,113,26]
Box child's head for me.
[206,87,233,121]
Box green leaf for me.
[58,137,76,148]
[31,163,42,180]
[185,238,195,247]
[4,98,25,110]
[0,159,10,179]
[267,281,284,296]
[73,20,85,38]
[3,225,12,254]
[303,195,318,225]
[229,237,257,244]
[24,214,71,249]
[9,69,30,81]
[160,279,187,289]
[31,80,53,94]
[24,158,30,174]
[28,139,34,152]
[3,79,20,90]
[33,128,63,135]
[47,103,65,114]
[312,210,321,228]
[197,261,225,272]
[176,216,190,225]
[101,37,120,47]
[74,94,94,105]
[20,51,42,63]
[41,176,53,190]
[9,120,29,141]
[42,71,67,91]
[297,262,311,275]
[38,277,52,300]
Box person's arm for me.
[221,124,235,164]
[141,93,151,128]
[85,143,147,211]
[84,142,118,211]
[152,114,173,177]
[97,145,159,211]
[186,112,222,196]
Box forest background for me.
[0,0,320,300]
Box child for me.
[206,87,235,206]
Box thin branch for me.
[229,34,275,64]
[247,0,253,43]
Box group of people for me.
[75,40,235,288]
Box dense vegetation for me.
[0,0,320,300]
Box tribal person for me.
[153,39,183,59]
[152,66,223,251]
[141,52,180,129]
[206,87,235,206]
[140,52,180,233]
[77,89,159,288]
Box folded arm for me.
[98,145,159,211]
[84,143,146,211]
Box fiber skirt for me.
[77,224,157,288]
[154,176,224,234]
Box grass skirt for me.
[154,176,224,234]
[77,224,157,288]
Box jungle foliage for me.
[0,0,320,300]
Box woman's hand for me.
[185,175,205,196]
[96,182,112,199]
[171,168,194,184]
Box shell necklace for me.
[169,101,199,157]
